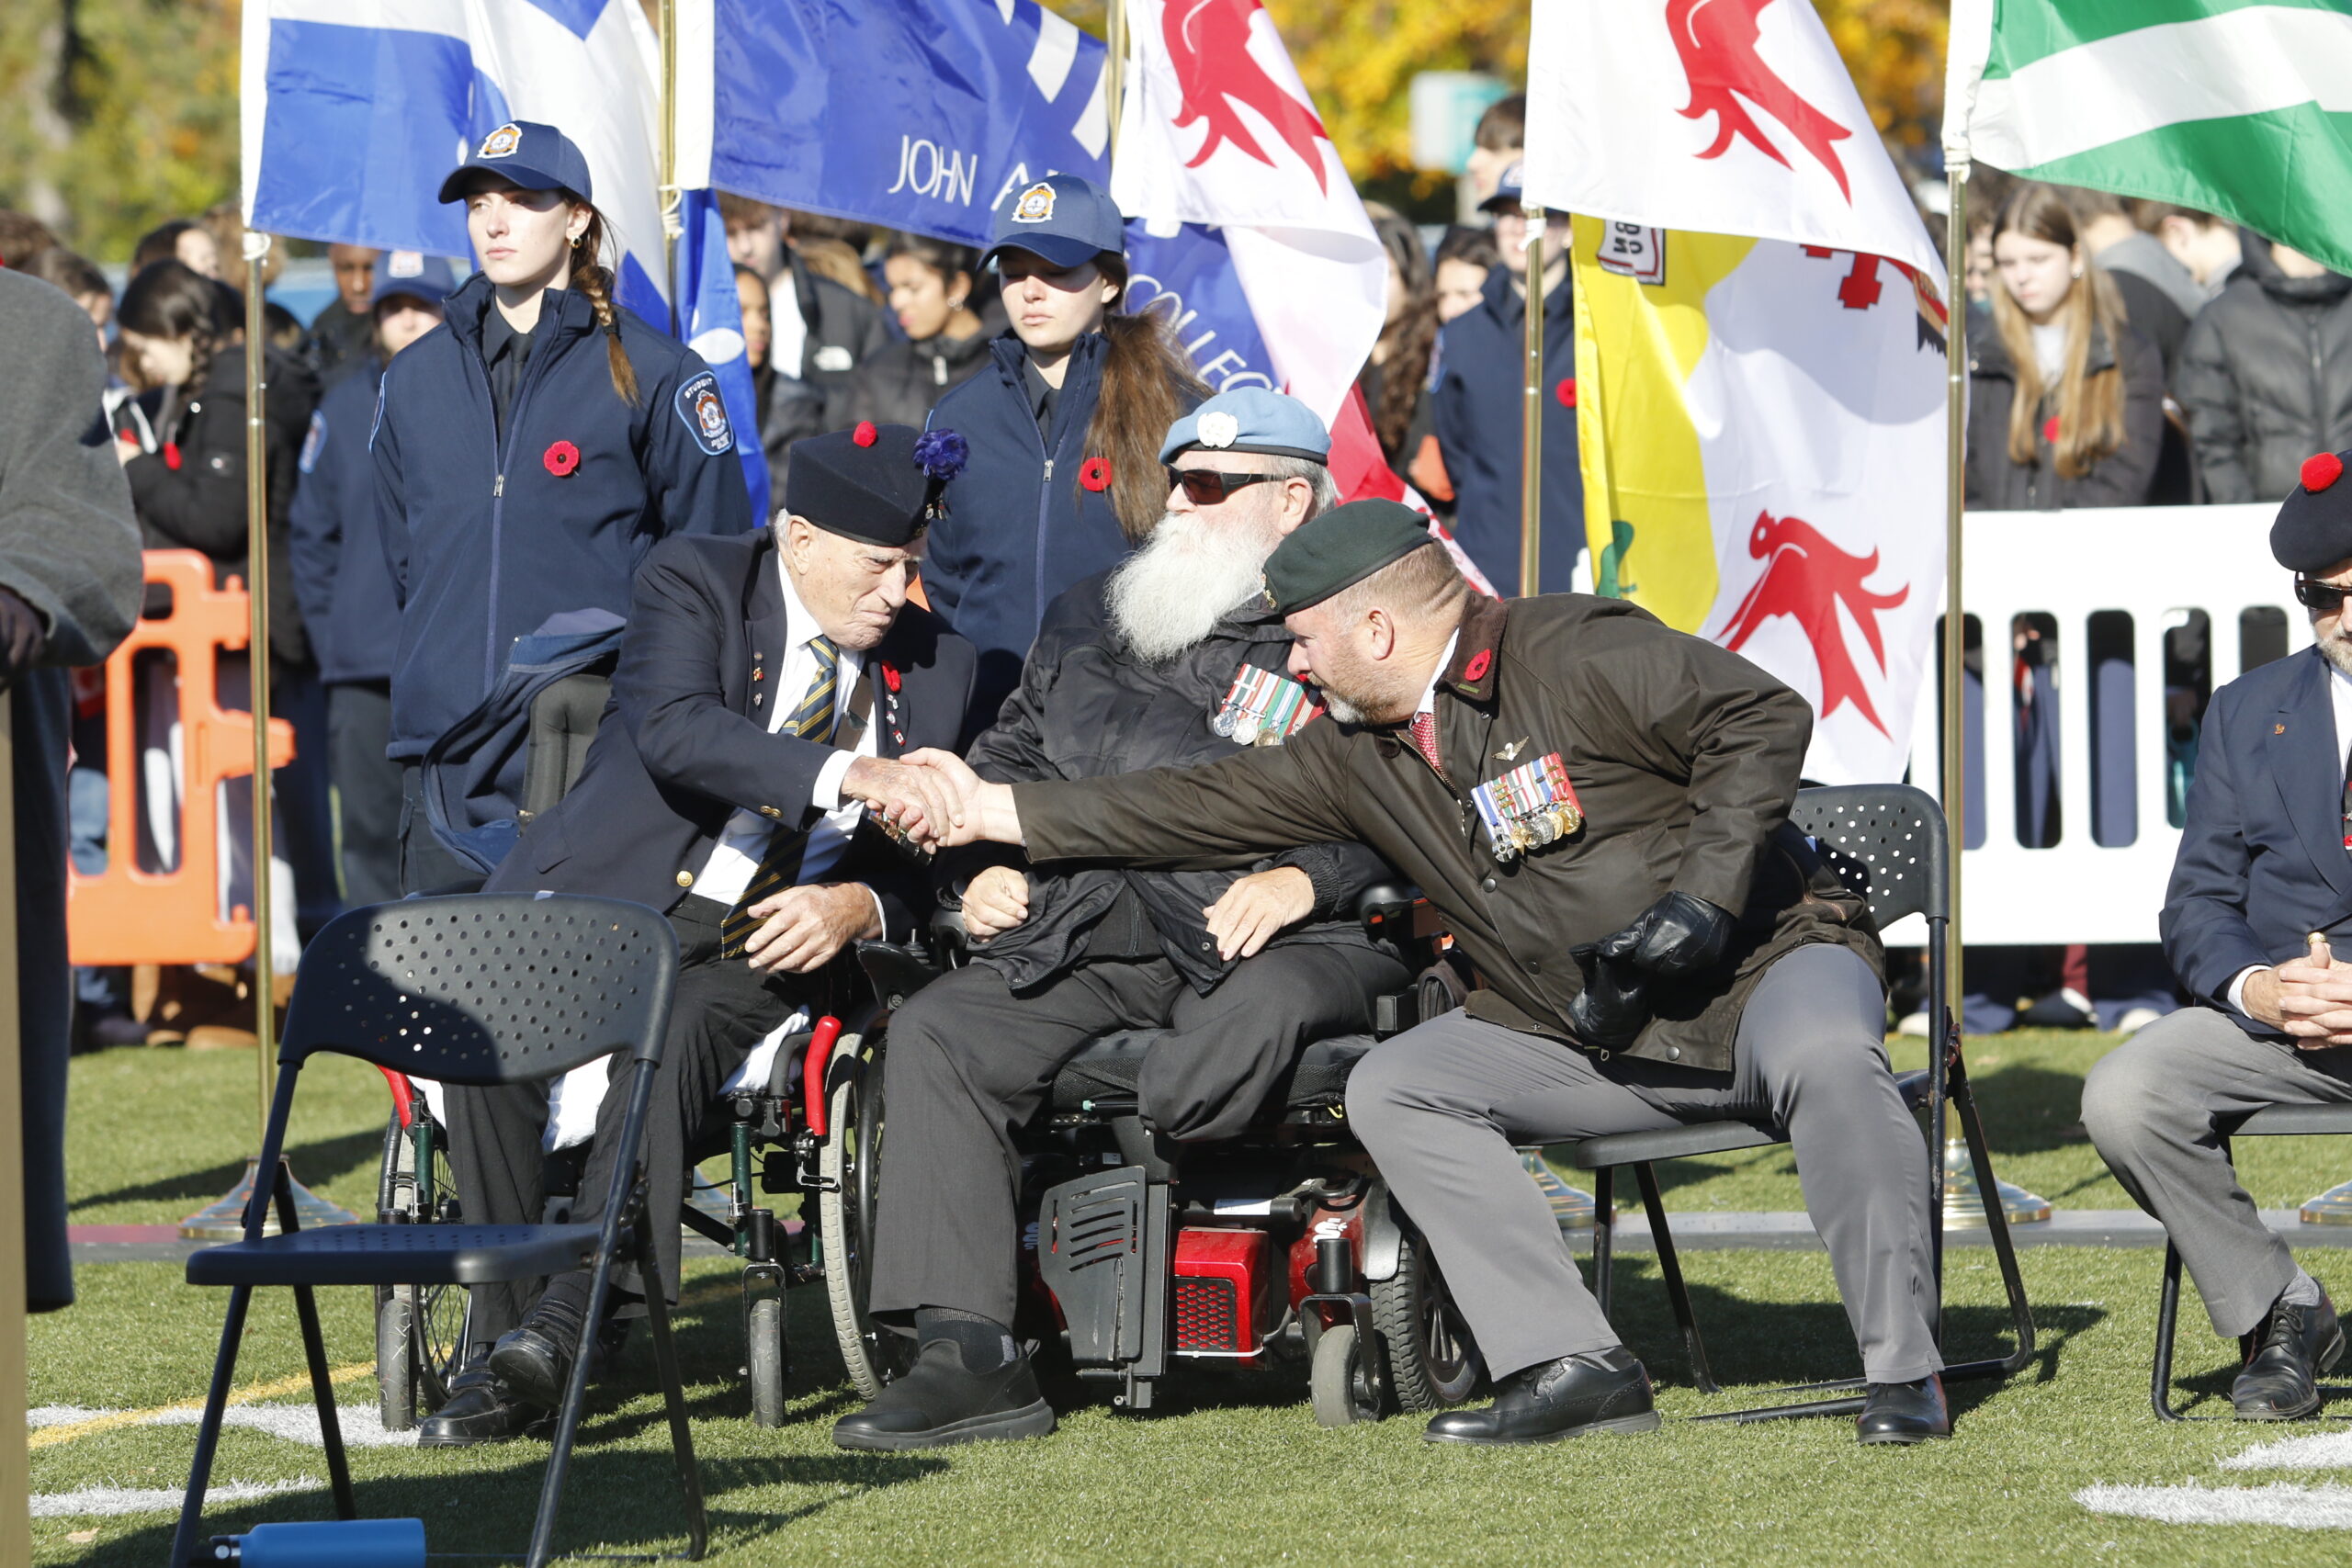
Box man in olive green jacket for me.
[894,500,1948,1447]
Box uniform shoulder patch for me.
[299,409,328,475]
[673,371,733,456]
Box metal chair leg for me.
[1950,1063,2036,1382]
[167,1284,253,1568]
[639,1213,707,1561]
[1591,1165,1616,1320]
[1634,1163,1718,1393]
[271,1164,354,1520]
[2154,1240,2188,1422]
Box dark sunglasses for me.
[1167,467,1281,506]
[2295,576,2352,613]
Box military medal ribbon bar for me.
[1472,752,1583,862]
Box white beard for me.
[1106,508,1283,663]
[1320,690,1373,726]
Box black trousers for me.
[397,764,481,896]
[327,681,403,908]
[441,897,804,1343]
[869,942,1408,1326]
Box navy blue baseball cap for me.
[1478,159,1526,214]
[436,120,594,205]
[369,251,460,310]
[979,173,1125,271]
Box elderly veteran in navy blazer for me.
[423,421,978,1448]
[2084,448,2352,1423]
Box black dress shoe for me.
[1857,1374,1950,1445]
[487,1321,576,1413]
[416,1365,547,1448]
[2234,1292,2346,1421]
[831,1340,1057,1451]
[1423,1348,1659,1446]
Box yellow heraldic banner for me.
[1571,217,1949,785]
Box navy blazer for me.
[2163,645,2352,1036]
[485,530,979,934]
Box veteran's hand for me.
[962,865,1030,944]
[1203,867,1314,962]
[842,754,962,843]
[742,884,879,975]
[900,750,1023,848]
[2263,932,2352,1048]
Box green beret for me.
[1261,499,1435,615]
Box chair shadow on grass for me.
[1589,1252,2103,1410]
[70,1125,386,1217]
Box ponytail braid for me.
[571,208,640,408]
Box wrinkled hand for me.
[0,589,45,693]
[1596,891,1735,978]
[961,864,1030,944]
[1203,866,1314,962]
[2260,932,2352,1048]
[899,749,1022,848]
[742,883,879,975]
[841,754,964,844]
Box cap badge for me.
[1260,576,1279,611]
[1196,411,1240,450]
[479,123,523,160]
[1012,181,1057,224]
[388,250,424,279]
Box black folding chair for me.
[1559,784,2036,1422]
[169,895,699,1568]
[2153,1103,2352,1420]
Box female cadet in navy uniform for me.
[922,173,1203,714]
[372,120,752,892]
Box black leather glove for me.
[1596,891,1735,979]
[1566,942,1650,1052]
[0,589,44,693]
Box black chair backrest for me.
[1789,784,1948,931]
[521,674,613,820]
[278,894,677,1085]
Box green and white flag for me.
[1946,0,2352,273]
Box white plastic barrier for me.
[1887,504,2304,946]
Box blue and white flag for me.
[240,0,768,523]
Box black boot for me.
[2233,1290,2345,1420]
[1857,1374,1950,1445]
[416,1349,547,1448]
[1422,1348,1659,1446]
[486,1318,578,1413]
[831,1340,1057,1451]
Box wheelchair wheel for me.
[1310,1322,1386,1427]
[372,1106,468,1428]
[746,1294,787,1427]
[1374,1224,1483,1413]
[820,1032,913,1399]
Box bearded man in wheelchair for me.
[420,423,979,1446]
[831,391,1410,1450]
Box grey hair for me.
[1266,453,1340,515]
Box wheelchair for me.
[815,886,1487,1427]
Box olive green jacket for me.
[1014,592,1881,1073]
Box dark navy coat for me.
[1432,266,1583,595]
[922,332,1182,715]
[371,273,752,763]
[289,357,401,685]
[2164,646,2352,1038]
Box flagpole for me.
[1106,0,1125,162]
[1519,211,1545,598]
[658,0,682,336]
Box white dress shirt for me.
[689,557,883,931]
[1410,633,1462,726]
[2224,661,2352,1017]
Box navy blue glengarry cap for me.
[2271,449,2352,571]
[979,173,1125,272]
[1261,500,1438,615]
[784,422,971,547]
[1160,389,1330,465]
[369,252,460,310]
[436,120,594,206]
[1479,158,1527,214]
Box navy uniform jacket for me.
[289,357,402,686]
[487,530,978,932]
[372,273,752,764]
[2164,646,2352,1036]
[1432,266,1583,595]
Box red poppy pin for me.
[2041,415,2061,446]
[1555,377,1577,410]
[1464,649,1493,682]
[853,421,878,447]
[544,440,581,478]
[163,441,182,472]
[1079,457,1114,492]
[880,662,902,694]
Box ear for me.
[1272,479,1314,536]
[1364,606,1398,660]
[1099,272,1122,308]
[565,203,593,246]
[780,513,816,570]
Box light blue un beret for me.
[1159,387,1331,465]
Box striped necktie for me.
[720,637,841,955]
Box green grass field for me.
[31,1032,2352,1565]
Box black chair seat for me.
[1562,1070,1931,1170]
[187,1222,601,1288]
[2231,1104,2352,1137]
[1049,1031,1376,1112]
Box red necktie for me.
[1409,711,1445,780]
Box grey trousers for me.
[1347,942,1943,1383]
[2083,1005,2352,1337]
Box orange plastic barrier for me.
[67,551,295,966]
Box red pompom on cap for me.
[1555,378,1577,410]
[543,440,580,478]
[853,421,878,447]
[1464,649,1493,682]
[2041,415,2062,446]
[2304,452,2346,492]
[1079,457,1114,492]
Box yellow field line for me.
[31,1363,373,1450]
